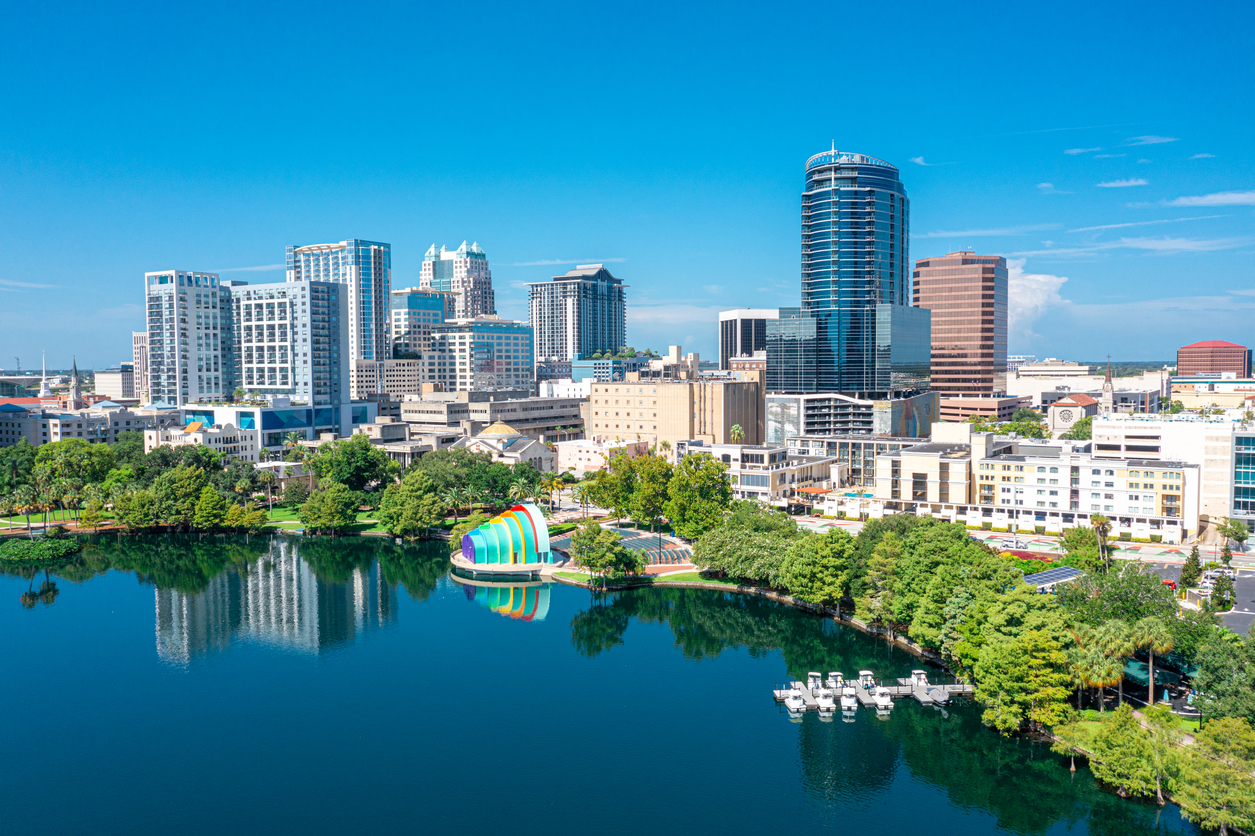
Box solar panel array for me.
[1023,566,1084,586]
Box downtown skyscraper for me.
[420,241,495,319]
[529,264,627,364]
[286,239,391,362]
[913,251,1008,397]
[775,148,928,396]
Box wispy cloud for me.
[1067,214,1228,233]
[917,223,1061,239]
[1137,159,1152,164]
[909,156,956,166]
[1037,182,1071,195]
[1094,153,1126,159]
[0,278,56,289]
[508,257,626,267]
[702,284,724,295]
[1124,135,1179,146]
[1013,235,1253,258]
[1097,178,1148,188]
[1190,153,1216,159]
[1165,190,1255,207]
[1064,147,1103,155]
[215,264,284,273]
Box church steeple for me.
[1101,357,1114,414]
[38,352,52,398]
[68,356,81,408]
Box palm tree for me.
[542,475,562,511]
[14,485,35,536]
[258,447,271,462]
[442,487,464,522]
[1096,620,1135,706]
[284,431,305,450]
[1133,616,1175,706]
[508,478,533,504]
[1091,513,1112,570]
[730,424,745,444]
[258,470,276,517]
[571,485,589,518]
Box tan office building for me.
[582,372,764,455]
[913,251,1008,396]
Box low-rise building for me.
[0,402,180,448]
[554,437,649,475]
[400,391,584,442]
[939,395,1032,422]
[766,391,939,441]
[785,434,920,488]
[181,398,377,453]
[94,364,135,400]
[1169,376,1255,410]
[677,440,835,507]
[453,421,554,472]
[145,422,258,462]
[584,372,764,456]
[1048,394,1100,438]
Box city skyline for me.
[0,1,1251,367]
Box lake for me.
[0,534,1200,835]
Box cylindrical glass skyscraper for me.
[800,149,926,395]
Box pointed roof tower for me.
[38,352,51,398]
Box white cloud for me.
[1124,135,1179,145]
[1007,258,1069,341]
[1067,214,1227,233]
[1097,178,1149,188]
[1013,235,1253,257]
[1137,158,1152,164]
[1037,182,1071,194]
[916,223,1060,239]
[702,284,724,294]
[1190,153,1216,159]
[0,278,56,289]
[1166,190,1255,207]
[508,257,626,267]
[909,156,929,165]
[1064,147,1103,155]
[215,264,284,273]
[1094,153,1126,159]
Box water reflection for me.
[154,540,397,662]
[570,588,1199,835]
[451,576,552,622]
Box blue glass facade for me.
[1234,435,1255,518]
[766,308,819,393]
[799,150,926,396]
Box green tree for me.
[282,480,309,509]
[774,528,857,608]
[1090,513,1112,570]
[449,510,491,552]
[1011,407,1044,423]
[1180,544,1203,589]
[589,454,636,523]
[729,424,745,444]
[1174,717,1255,835]
[693,527,792,584]
[378,471,445,541]
[1132,616,1175,706]
[0,438,36,494]
[628,453,672,532]
[79,497,106,533]
[299,482,358,535]
[1087,704,1157,799]
[306,433,400,491]
[1095,619,1136,706]
[192,486,227,530]
[151,464,208,529]
[722,500,799,536]
[1142,704,1181,805]
[33,438,117,485]
[663,452,731,540]
[1214,573,1237,611]
[223,502,246,531]
[233,386,246,401]
[257,469,275,511]
[1059,526,1101,572]
[1194,632,1255,723]
[1060,416,1092,440]
[862,531,903,634]
[569,520,644,588]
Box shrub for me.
[0,537,83,563]
[1119,532,1132,541]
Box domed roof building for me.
[452,421,554,472]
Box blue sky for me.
[1,0,1252,370]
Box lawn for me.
[652,572,740,585]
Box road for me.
[1144,562,1255,634]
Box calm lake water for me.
[0,534,1200,836]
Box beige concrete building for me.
[351,359,436,401]
[132,331,149,402]
[401,392,584,442]
[583,372,764,457]
[677,440,835,507]
[144,422,258,462]
[555,437,649,476]
[453,421,554,472]
[94,366,135,401]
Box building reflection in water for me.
[452,575,551,622]
[155,539,397,664]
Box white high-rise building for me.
[420,241,494,319]
[529,264,627,364]
[286,239,391,362]
[131,331,149,401]
[225,279,349,405]
[144,271,229,407]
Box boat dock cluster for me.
[772,670,973,721]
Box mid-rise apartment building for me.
[786,434,919,488]
[676,440,835,507]
[131,331,149,400]
[1177,340,1251,378]
[913,250,1008,397]
[390,287,454,357]
[432,317,533,393]
[420,241,494,319]
[529,264,627,364]
[227,280,349,406]
[144,270,230,406]
[582,374,764,454]
[286,239,391,362]
[719,308,778,370]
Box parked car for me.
[1163,579,1178,591]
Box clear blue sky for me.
[1,0,1252,370]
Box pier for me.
[773,669,973,713]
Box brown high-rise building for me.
[1177,340,1251,377]
[912,251,1008,397]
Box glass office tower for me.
[800,149,927,396]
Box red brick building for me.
[1176,340,1251,377]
